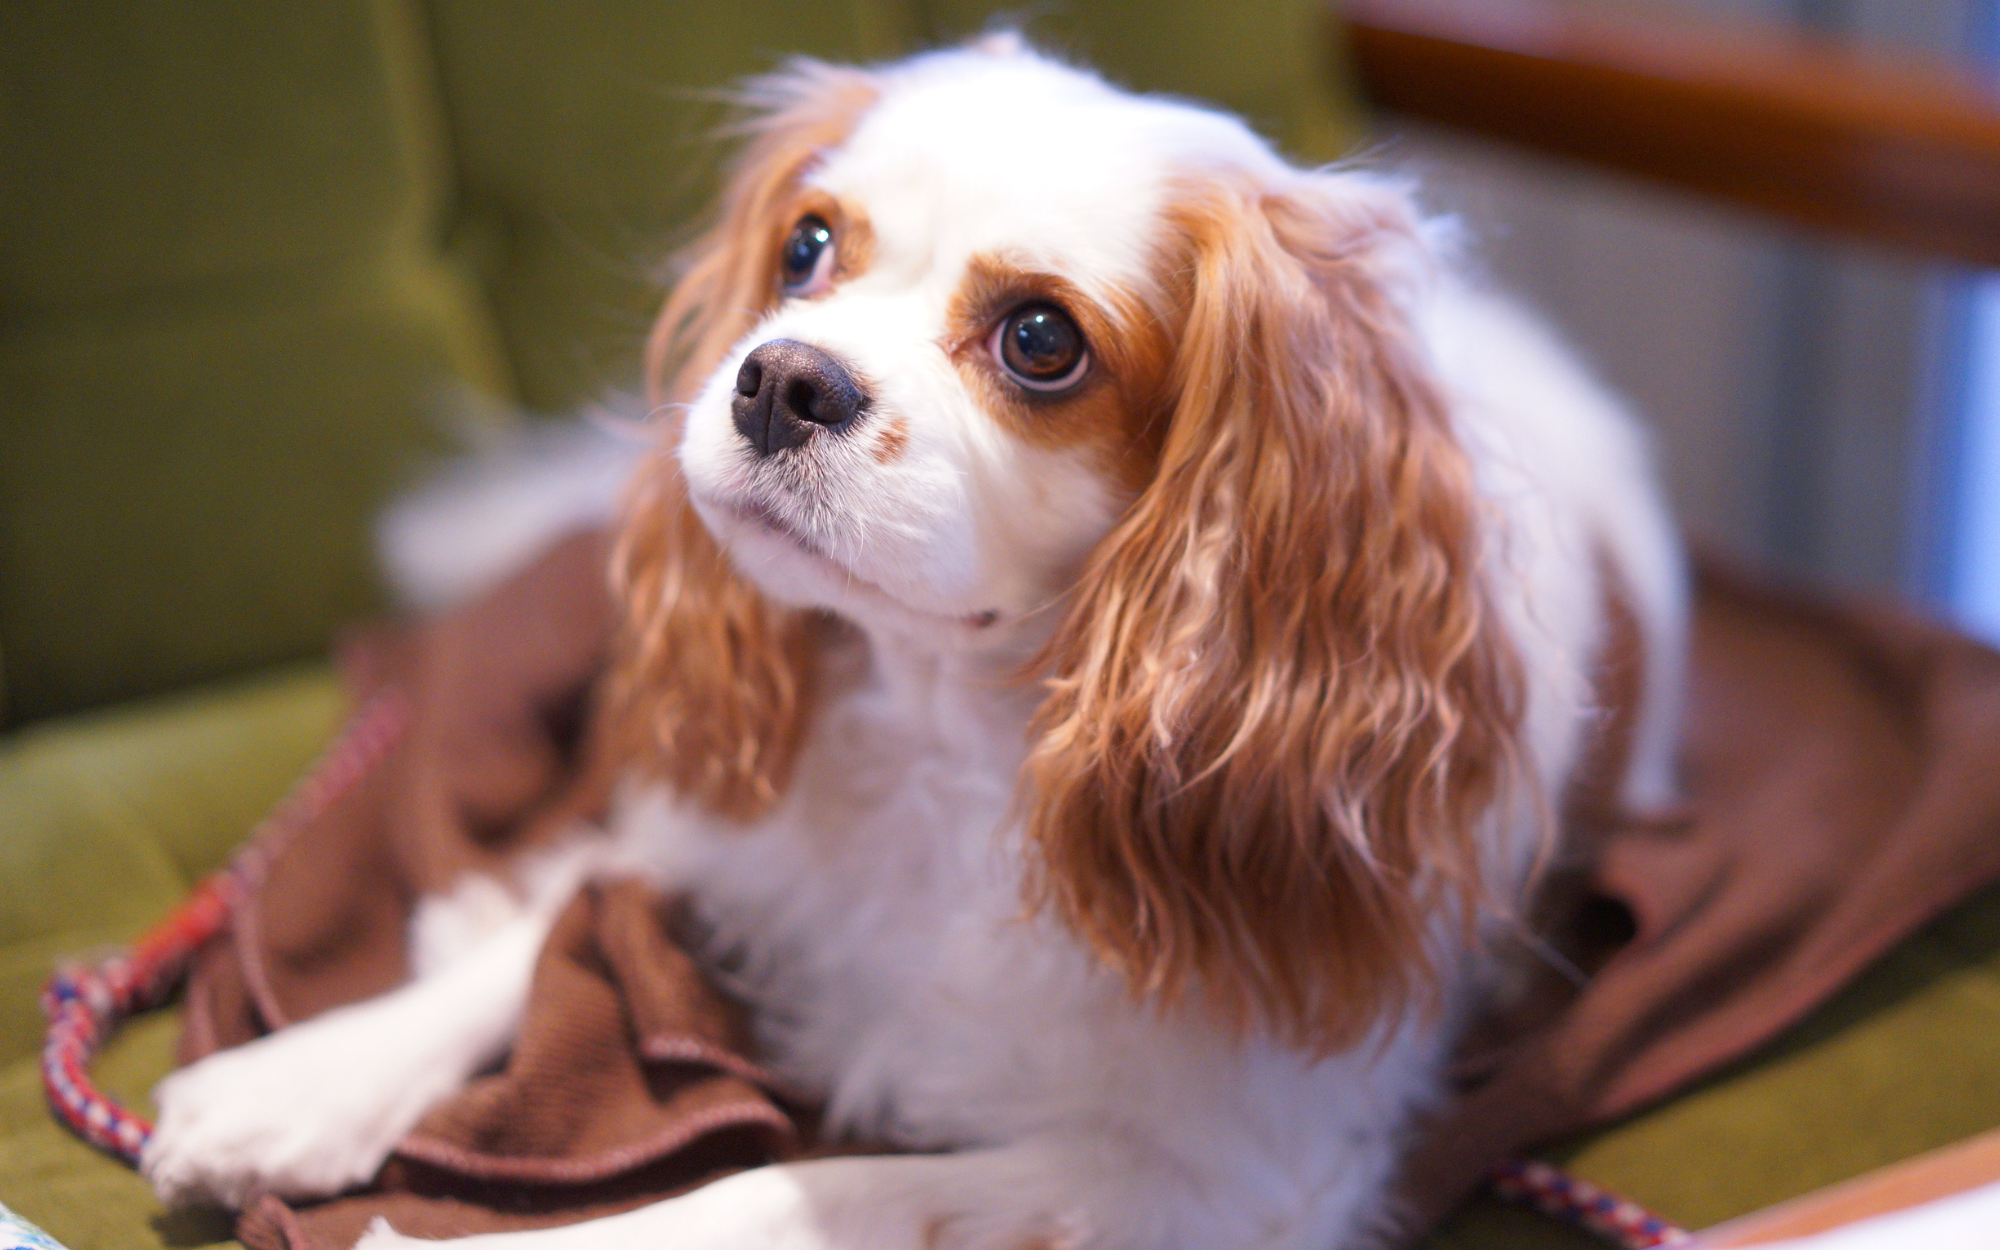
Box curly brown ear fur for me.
[1023,175,1525,1050]
[605,61,878,821]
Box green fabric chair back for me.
[0,0,1359,727]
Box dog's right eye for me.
[780,216,835,297]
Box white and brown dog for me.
[144,39,1685,1250]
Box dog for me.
[143,38,1686,1250]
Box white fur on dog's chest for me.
[611,645,1085,1143]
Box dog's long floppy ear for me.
[606,61,878,822]
[1024,174,1525,1050]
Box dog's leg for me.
[140,841,613,1208]
[144,912,543,1207]
[347,1136,1331,1250]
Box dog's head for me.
[611,42,1523,1048]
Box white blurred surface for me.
[1740,1177,2000,1248]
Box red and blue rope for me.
[1491,1158,1695,1247]
[39,689,410,1164]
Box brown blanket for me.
[179,539,2000,1249]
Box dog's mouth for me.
[704,494,1002,633]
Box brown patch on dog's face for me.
[942,253,1176,497]
[872,414,911,463]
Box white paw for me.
[143,1000,456,1208]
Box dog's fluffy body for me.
[144,44,1684,1250]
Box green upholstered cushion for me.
[3,666,2000,1247]
[0,2,511,724]
[0,288,505,724]
[0,665,341,1068]
[0,667,342,1250]
[0,1,1362,728]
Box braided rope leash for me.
[36,688,1691,1250]
[1491,1158,1695,1248]
[38,689,411,1164]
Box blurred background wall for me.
[1373,0,2000,638]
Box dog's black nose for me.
[731,339,868,456]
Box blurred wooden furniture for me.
[1338,0,2000,268]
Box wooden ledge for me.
[1339,0,2000,267]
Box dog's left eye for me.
[780,215,835,296]
[990,303,1089,394]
